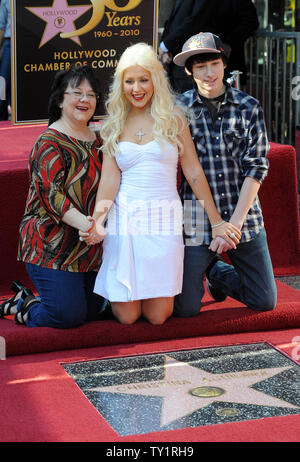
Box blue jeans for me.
[22,264,106,328]
[0,39,11,120]
[174,228,277,317]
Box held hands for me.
[209,236,233,254]
[78,216,106,246]
[210,220,241,252]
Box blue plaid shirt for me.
[177,83,269,244]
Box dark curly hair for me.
[185,52,228,74]
[48,65,101,126]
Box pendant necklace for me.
[135,128,146,143]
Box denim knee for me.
[174,294,202,317]
[25,263,89,328]
[56,302,87,328]
[28,300,87,328]
[248,292,277,312]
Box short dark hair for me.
[185,52,228,74]
[48,65,101,125]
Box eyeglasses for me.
[64,90,98,100]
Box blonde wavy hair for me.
[100,42,185,157]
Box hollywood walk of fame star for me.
[89,355,300,426]
[26,0,91,47]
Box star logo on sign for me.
[26,0,91,47]
[89,355,299,426]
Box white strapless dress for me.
[93,140,184,302]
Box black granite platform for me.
[62,342,300,436]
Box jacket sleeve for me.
[162,0,215,55]
[223,0,259,47]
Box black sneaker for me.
[205,258,227,302]
[205,277,227,302]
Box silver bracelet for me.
[211,220,226,229]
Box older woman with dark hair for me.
[0,65,106,328]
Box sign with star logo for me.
[62,343,300,436]
[11,0,158,123]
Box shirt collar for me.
[186,81,242,108]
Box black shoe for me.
[11,280,25,293]
[11,281,32,297]
[205,258,227,302]
[205,277,227,302]
[100,301,115,320]
[0,282,32,318]
[14,294,38,325]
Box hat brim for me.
[173,48,221,67]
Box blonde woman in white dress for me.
[80,43,240,325]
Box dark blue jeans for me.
[174,228,277,317]
[23,263,106,328]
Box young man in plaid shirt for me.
[173,32,277,317]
